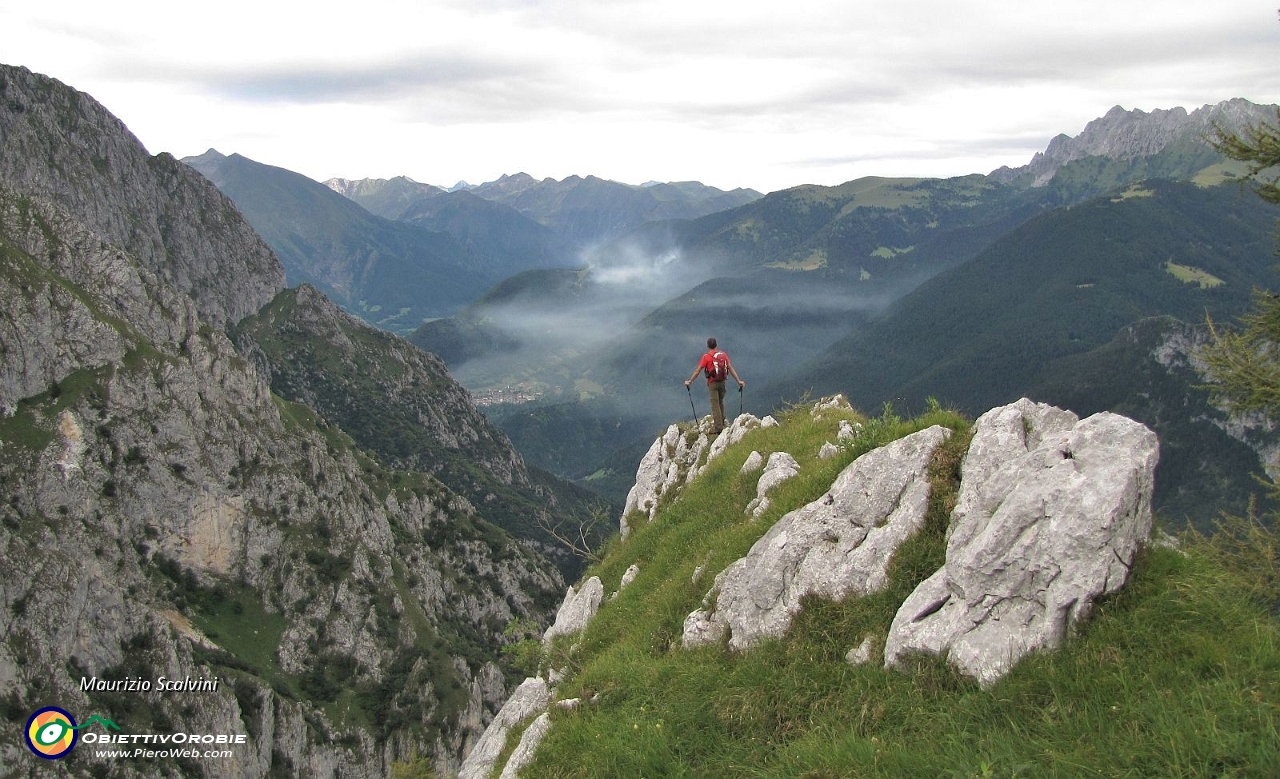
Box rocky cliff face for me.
[991,98,1278,187]
[0,66,283,327]
[231,284,612,579]
[233,284,528,487]
[0,64,564,778]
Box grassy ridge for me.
[511,403,1280,778]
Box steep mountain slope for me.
[328,175,573,280]
[233,284,612,577]
[783,180,1277,411]
[398,190,571,277]
[0,67,282,328]
[183,150,488,332]
[467,401,1279,777]
[772,179,1279,525]
[0,64,566,778]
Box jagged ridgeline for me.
[0,63,578,778]
[463,398,1280,778]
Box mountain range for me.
[182,151,762,335]
[182,95,1280,530]
[183,150,495,332]
[427,99,1280,526]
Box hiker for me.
[684,337,745,434]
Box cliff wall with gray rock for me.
[0,64,567,778]
[990,98,1278,187]
[230,283,612,579]
[0,65,283,327]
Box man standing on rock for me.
[684,337,745,435]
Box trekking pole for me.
[686,385,699,429]
[739,383,744,418]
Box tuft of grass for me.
[515,401,1280,778]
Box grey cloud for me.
[29,18,141,49]
[207,55,540,102]
[113,52,587,122]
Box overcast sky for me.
[3,1,1278,193]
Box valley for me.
[279,99,1276,527]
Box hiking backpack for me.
[706,351,729,382]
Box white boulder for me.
[883,399,1159,687]
[744,451,801,517]
[685,425,951,650]
[543,576,604,643]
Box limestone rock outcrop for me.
[498,712,552,779]
[457,677,551,779]
[622,423,698,527]
[884,399,1159,687]
[544,576,605,642]
[744,451,801,517]
[622,413,776,536]
[460,572,611,778]
[684,426,951,651]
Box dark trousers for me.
[708,380,727,433]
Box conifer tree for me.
[1201,113,1280,429]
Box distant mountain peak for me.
[993,98,1279,187]
[319,175,446,220]
[190,147,227,162]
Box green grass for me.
[507,402,1280,778]
[870,245,915,259]
[1165,260,1225,289]
[1193,160,1252,188]
[189,584,290,689]
[1112,185,1156,201]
